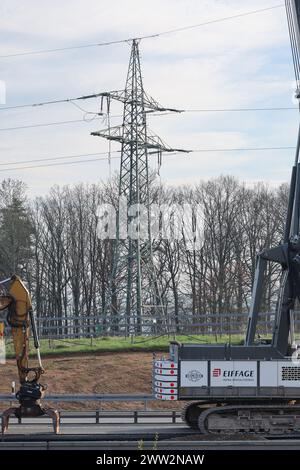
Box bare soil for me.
[0,351,181,411]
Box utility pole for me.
[92,39,188,336]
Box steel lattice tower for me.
[92,39,187,335]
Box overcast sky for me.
[0,0,297,197]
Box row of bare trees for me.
[0,176,288,336]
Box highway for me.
[1,413,300,449]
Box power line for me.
[5,102,292,113]
[0,156,118,172]
[0,107,299,132]
[0,38,148,60]
[0,151,120,167]
[154,4,284,36]
[184,107,297,113]
[0,145,295,173]
[0,116,103,132]
[0,4,284,59]
[151,106,298,117]
[0,107,296,133]
[0,92,105,111]
[0,93,296,115]
[191,146,295,152]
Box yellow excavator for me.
[0,275,59,434]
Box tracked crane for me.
[0,275,59,434]
[153,0,300,435]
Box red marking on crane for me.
[171,383,174,387]
[171,363,174,368]
[171,396,174,400]
[212,368,221,377]
[170,370,174,375]
[171,390,174,393]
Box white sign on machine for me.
[180,361,208,387]
[260,361,300,387]
[210,361,257,387]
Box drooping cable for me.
[286,0,300,83]
[0,146,296,173]
[286,0,300,90]
[0,4,284,59]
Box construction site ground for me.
[0,351,180,411]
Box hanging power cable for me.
[0,145,296,173]
[0,92,105,111]
[0,150,120,167]
[0,88,296,116]
[0,4,284,59]
[0,116,104,132]
[0,106,296,133]
[286,1,300,85]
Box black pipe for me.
[29,310,40,350]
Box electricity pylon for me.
[92,39,188,335]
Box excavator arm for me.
[0,275,43,383]
[0,275,59,434]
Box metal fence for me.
[30,311,300,339]
[2,311,300,340]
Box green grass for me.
[4,334,246,359]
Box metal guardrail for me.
[0,393,156,411]
[1,439,300,450]
[0,393,154,402]
[0,409,182,426]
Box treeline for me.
[0,176,288,335]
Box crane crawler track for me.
[197,404,300,435]
[181,402,213,429]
